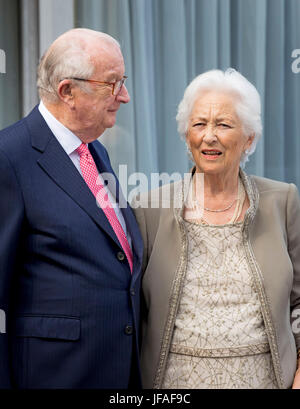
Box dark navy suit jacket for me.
[0,106,143,388]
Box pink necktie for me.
[76,143,133,273]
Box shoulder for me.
[250,175,300,218]
[0,105,42,157]
[250,175,298,206]
[131,179,182,240]
[0,119,33,174]
[0,119,30,185]
[131,180,182,268]
[0,117,29,152]
[132,179,182,210]
[251,175,292,194]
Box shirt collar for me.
[38,100,83,155]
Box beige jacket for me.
[133,170,300,389]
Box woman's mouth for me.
[201,149,222,158]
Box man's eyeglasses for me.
[64,76,128,96]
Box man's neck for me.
[41,99,102,143]
[42,100,69,128]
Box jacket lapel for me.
[89,142,143,276]
[120,202,143,278]
[27,106,122,249]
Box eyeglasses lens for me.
[113,78,126,96]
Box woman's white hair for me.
[37,28,120,103]
[176,68,262,167]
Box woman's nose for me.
[202,128,217,143]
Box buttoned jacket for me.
[0,106,143,388]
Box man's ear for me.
[57,80,75,107]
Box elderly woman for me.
[133,69,300,389]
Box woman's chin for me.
[195,163,224,175]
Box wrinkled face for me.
[186,90,254,176]
[72,42,130,139]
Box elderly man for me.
[0,28,143,389]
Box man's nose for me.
[116,84,130,104]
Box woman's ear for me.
[245,133,255,152]
[186,132,191,148]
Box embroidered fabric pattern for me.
[162,221,278,389]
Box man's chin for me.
[106,116,117,128]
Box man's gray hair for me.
[37,28,120,103]
[176,68,262,167]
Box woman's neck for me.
[186,167,247,225]
[194,167,240,199]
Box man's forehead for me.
[94,62,125,81]
[92,48,125,78]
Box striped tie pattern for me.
[76,143,133,273]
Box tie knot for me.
[76,143,90,157]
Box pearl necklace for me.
[187,177,246,224]
[204,198,236,212]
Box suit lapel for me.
[90,142,143,276]
[121,205,143,278]
[27,106,122,248]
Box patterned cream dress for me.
[162,220,278,389]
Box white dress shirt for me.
[38,101,132,250]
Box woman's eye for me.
[193,123,205,127]
[218,123,230,128]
